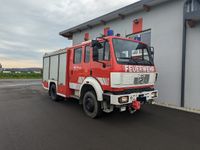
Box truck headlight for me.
[118,96,129,103]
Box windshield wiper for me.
[117,57,138,65]
[136,59,153,65]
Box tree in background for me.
[0,63,2,72]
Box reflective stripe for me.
[69,82,81,90]
[57,93,66,97]
[97,77,109,86]
[78,76,85,84]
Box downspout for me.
[180,1,187,107]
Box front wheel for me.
[82,91,102,118]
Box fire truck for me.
[42,35,158,118]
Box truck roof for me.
[71,36,147,48]
[43,36,147,57]
[43,48,67,57]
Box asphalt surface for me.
[0,79,200,150]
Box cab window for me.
[97,42,110,61]
[84,46,90,63]
[104,42,110,60]
[74,47,82,64]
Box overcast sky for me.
[0,0,139,68]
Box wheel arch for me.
[79,77,103,103]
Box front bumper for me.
[103,90,158,106]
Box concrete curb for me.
[154,102,200,114]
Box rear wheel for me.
[49,84,59,101]
[83,91,102,118]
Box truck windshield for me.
[112,38,153,65]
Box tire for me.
[49,84,59,101]
[82,91,102,118]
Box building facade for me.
[60,0,200,110]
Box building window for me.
[127,29,151,46]
[84,46,90,63]
[74,47,82,64]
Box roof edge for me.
[60,0,169,38]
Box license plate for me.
[134,74,150,85]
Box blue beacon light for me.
[107,29,114,36]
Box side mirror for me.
[93,46,99,61]
[150,47,154,60]
[92,40,103,62]
[91,40,103,48]
[150,47,154,54]
[91,40,98,47]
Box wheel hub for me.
[85,97,94,113]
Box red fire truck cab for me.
[42,36,158,118]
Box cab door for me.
[90,41,112,89]
[69,46,84,90]
[82,45,91,79]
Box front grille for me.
[105,88,154,95]
[134,74,150,85]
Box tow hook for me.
[128,100,141,114]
